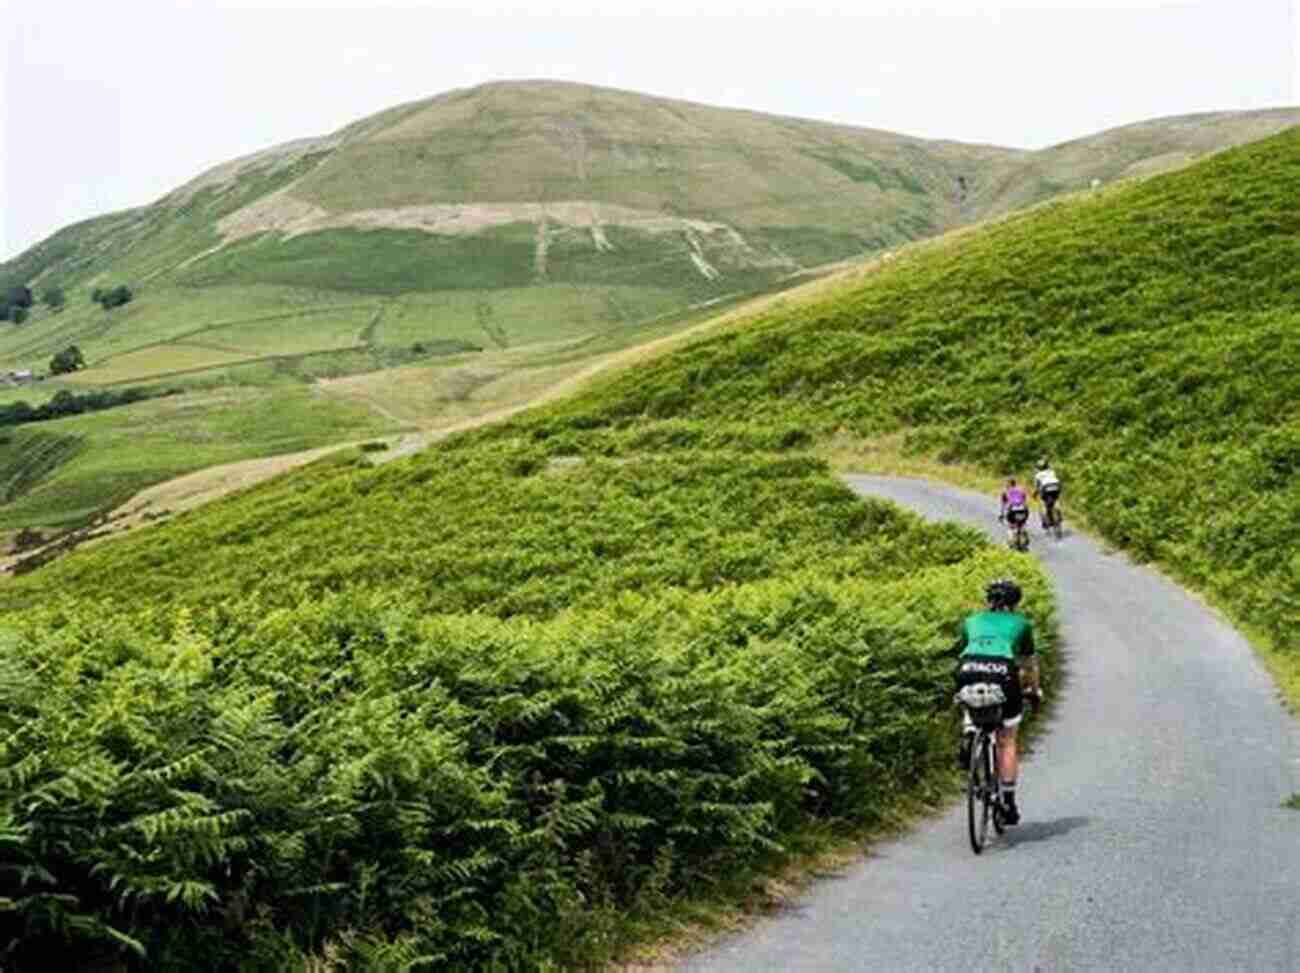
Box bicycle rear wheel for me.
[991,758,1005,835]
[968,733,992,854]
[986,737,1005,836]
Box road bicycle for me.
[955,682,1007,854]
[956,684,1040,853]
[1040,490,1064,540]
[1001,507,1031,552]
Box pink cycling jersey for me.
[1002,487,1028,508]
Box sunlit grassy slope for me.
[465,125,1300,659]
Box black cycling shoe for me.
[1001,797,1021,826]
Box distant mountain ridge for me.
[972,107,1300,218]
[1,80,1296,384]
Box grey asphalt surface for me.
[683,475,1300,972]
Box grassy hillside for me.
[4,83,1294,391]
[0,97,1296,968]
[466,124,1300,667]
[0,385,399,532]
[2,80,1027,384]
[974,107,1300,217]
[0,84,1294,538]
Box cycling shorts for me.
[955,655,1024,728]
[1040,484,1061,504]
[1005,505,1029,527]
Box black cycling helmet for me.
[985,577,1022,609]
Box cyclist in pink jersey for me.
[998,478,1030,547]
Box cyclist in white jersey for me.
[1032,459,1062,529]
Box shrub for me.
[48,346,86,376]
[91,284,133,310]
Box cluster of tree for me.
[0,385,170,428]
[91,284,133,309]
[0,280,130,322]
[49,345,86,375]
[0,285,33,324]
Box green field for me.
[0,285,374,372]
[0,386,399,530]
[372,284,684,347]
[0,281,775,527]
[0,429,84,505]
[0,384,64,408]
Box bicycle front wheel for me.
[968,734,992,854]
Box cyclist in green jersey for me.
[954,578,1042,825]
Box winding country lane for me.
[684,475,1300,972]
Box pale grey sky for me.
[2,0,1296,259]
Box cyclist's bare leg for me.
[996,725,1019,782]
[996,724,1021,821]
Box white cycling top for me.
[1034,469,1060,491]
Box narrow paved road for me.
[685,476,1300,972]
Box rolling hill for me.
[4,80,1028,384]
[5,82,1296,383]
[0,81,1295,535]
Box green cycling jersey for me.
[956,611,1036,661]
